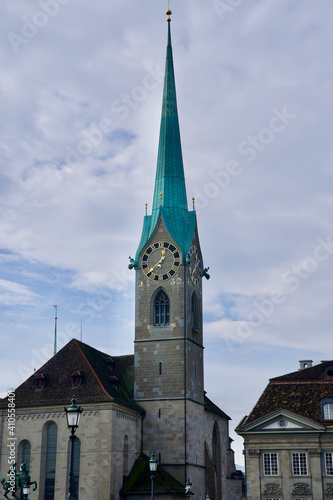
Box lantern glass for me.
[149,453,158,472]
[65,396,82,430]
[23,485,30,495]
[66,409,80,428]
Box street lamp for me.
[65,395,83,500]
[22,483,30,499]
[149,452,158,500]
[205,493,211,500]
[185,478,192,500]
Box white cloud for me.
[0,279,38,306]
[1,0,333,466]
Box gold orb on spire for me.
[166,1,172,22]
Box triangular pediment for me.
[237,409,325,434]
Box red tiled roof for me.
[0,339,142,412]
[244,360,333,425]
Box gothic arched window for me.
[154,290,170,326]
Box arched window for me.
[44,423,58,500]
[191,293,198,334]
[154,290,170,326]
[324,403,333,420]
[321,398,333,420]
[123,435,129,477]
[18,440,31,469]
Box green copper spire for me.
[134,12,196,264]
[152,18,187,213]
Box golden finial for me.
[160,192,163,200]
[192,197,195,210]
[145,203,148,215]
[166,1,172,21]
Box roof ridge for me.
[271,379,333,384]
[74,339,114,401]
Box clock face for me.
[189,245,202,287]
[141,241,181,281]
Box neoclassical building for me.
[236,360,333,500]
[0,11,243,500]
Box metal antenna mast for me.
[53,305,58,355]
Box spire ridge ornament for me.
[166,1,172,21]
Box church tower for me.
[130,9,209,491]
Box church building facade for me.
[0,11,243,500]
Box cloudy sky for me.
[1,0,333,464]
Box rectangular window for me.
[292,452,308,475]
[159,362,162,375]
[325,452,333,475]
[263,452,278,475]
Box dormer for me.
[71,370,83,387]
[103,356,115,373]
[109,376,120,392]
[323,365,333,379]
[34,373,47,390]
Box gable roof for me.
[0,339,142,412]
[120,452,186,496]
[239,360,333,426]
[1,338,230,426]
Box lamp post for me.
[65,395,83,500]
[149,452,158,500]
[185,478,192,500]
[22,483,30,500]
[19,462,37,500]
